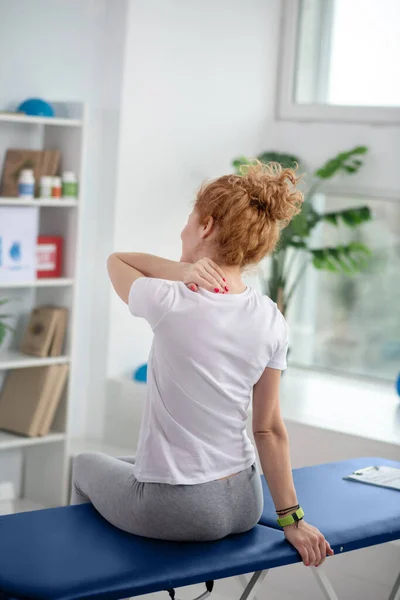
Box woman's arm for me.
[253,367,333,567]
[253,367,297,509]
[107,253,226,304]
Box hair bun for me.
[241,160,303,222]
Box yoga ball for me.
[17,98,54,117]
[133,364,147,383]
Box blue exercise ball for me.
[17,98,54,117]
[133,364,147,383]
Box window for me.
[289,194,400,381]
[279,0,400,122]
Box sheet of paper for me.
[344,465,400,491]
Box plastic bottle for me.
[18,169,35,199]
[51,177,62,198]
[62,171,78,199]
[40,176,53,198]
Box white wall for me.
[0,0,128,438]
[108,0,400,383]
[107,0,282,378]
[103,0,400,440]
[4,0,396,441]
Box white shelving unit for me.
[0,101,86,512]
[0,350,70,370]
[0,113,82,127]
[0,278,74,289]
[0,430,66,451]
[0,198,79,207]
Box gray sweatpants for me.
[71,452,263,542]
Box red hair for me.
[195,160,303,267]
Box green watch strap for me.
[276,507,305,528]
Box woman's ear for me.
[200,216,215,239]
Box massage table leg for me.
[238,565,338,600]
[238,570,269,600]
[311,567,339,600]
[237,574,259,600]
[388,569,400,600]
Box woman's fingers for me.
[316,534,327,566]
[313,536,322,566]
[298,545,309,566]
[201,259,227,290]
[201,257,225,277]
[196,275,223,293]
[326,541,334,556]
[201,263,226,291]
[193,265,225,293]
[307,545,317,567]
[186,283,198,292]
[185,258,227,293]
[285,522,333,568]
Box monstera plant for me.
[233,147,372,315]
[0,298,14,347]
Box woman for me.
[72,161,334,567]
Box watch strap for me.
[277,506,305,527]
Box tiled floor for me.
[132,542,400,600]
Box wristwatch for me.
[277,507,305,528]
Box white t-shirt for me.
[128,278,288,485]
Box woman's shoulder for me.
[256,292,288,331]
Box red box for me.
[36,236,63,278]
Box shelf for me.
[0,430,66,450]
[0,350,70,370]
[0,198,78,207]
[0,498,45,516]
[0,113,82,127]
[0,278,74,289]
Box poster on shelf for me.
[0,206,39,282]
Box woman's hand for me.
[284,520,334,567]
[183,258,227,293]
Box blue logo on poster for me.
[9,242,21,262]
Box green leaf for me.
[232,156,251,174]
[0,299,15,336]
[351,146,368,155]
[256,152,300,169]
[232,152,301,174]
[312,249,340,272]
[310,242,371,275]
[323,213,338,226]
[322,206,372,228]
[281,203,321,247]
[314,146,368,180]
[346,241,372,256]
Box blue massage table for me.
[0,457,399,600]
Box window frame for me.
[277,0,400,124]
